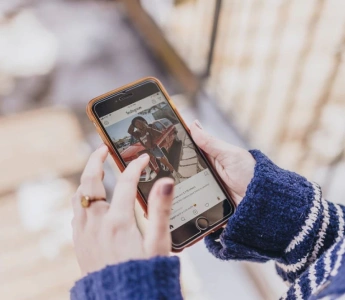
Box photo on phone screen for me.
[94,83,232,247]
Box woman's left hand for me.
[71,144,175,276]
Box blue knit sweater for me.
[71,150,345,300]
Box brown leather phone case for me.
[86,77,233,252]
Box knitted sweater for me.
[71,150,345,300]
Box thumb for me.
[144,177,174,256]
[190,120,234,159]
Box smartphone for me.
[87,77,235,251]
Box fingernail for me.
[195,119,203,130]
[162,183,174,195]
[138,153,149,159]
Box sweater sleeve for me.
[205,150,345,284]
[70,256,183,300]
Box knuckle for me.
[112,214,132,229]
[203,134,214,149]
[89,205,108,217]
[160,206,171,218]
[113,216,129,228]
[102,214,117,229]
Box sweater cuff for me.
[70,256,182,300]
[205,150,345,284]
[205,150,320,262]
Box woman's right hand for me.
[71,146,175,277]
[190,120,256,206]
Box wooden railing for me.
[123,0,345,199]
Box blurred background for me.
[1,0,345,299]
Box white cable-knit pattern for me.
[276,254,309,273]
[278,198,330,276]
[294,278,303,300]
[309,199,330,263]
[319,204,345,285]
[285,182,322,253]
[276,198,328,276]
[335,204,344,240]
[330,238,345,277]
[308,261,318,293]
[320,243,338,287]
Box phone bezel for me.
[87,77,236,251]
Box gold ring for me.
[81,195,106,208]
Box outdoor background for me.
[1,0,345,299]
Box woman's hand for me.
[71,145,174,276]
[190,120,255,205]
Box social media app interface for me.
[100,92,227,231]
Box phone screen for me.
[93,81,233,247]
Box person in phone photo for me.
[128,116,182,183]
[70,120,345,300]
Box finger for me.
[71,186,87,227]
[80,144,108,190]
[144,178,174,256]
[190,120,240,159]
[109,153,150,220]
[79,145,108,217]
